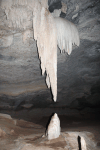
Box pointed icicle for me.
[33,1,57,102]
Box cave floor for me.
[0,111,100,150]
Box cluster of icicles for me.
[33,0,80,102]
[1,0,80,101]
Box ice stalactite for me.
[32,11,80,101]
[0,0,80,102]
[33,0,57,101]
[54,17,80,55]
[46,113,60,140]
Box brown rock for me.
[0,128,6,137]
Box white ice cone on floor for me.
[46,113,60,140]
[81,137,87,150]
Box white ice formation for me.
[81,137,87,150]
[51,9,61,17]
[46,113,60,140]
[55,17,80,55]
[0,0,80,102]
[33,0,57,101]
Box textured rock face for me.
[0,1,47,97]
[0,0,100,109]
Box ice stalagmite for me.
[46,113,60,140]
[81,137,87,150]
[33,0,57,101]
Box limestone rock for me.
[22,30,33,43]
[0,35,13,47]
[21,144,54,150]
[61,2,67,14]
[21,104,33,109]
[0,128,6,137]
[0,113,12,120]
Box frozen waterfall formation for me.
[0,0,80,101]
[46,113,60,140]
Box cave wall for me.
[0,0,100,110]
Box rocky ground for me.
[0,113,100,150]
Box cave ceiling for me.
[0,0,100,109]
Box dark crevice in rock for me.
[78,136,82,150]
[49,1,62,12]
[60,12,66,18]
